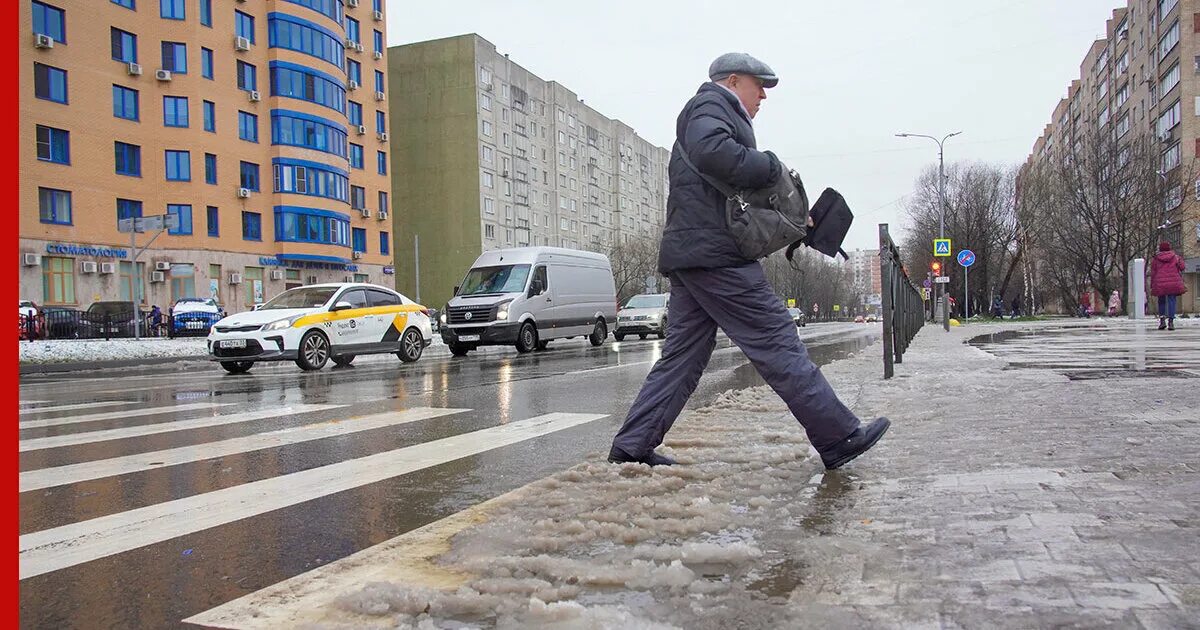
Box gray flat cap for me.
[709,52,778,88]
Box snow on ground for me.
[18,338,210,364]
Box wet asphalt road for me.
[18,323,877,629]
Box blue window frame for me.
[200,0,211,26]
[272,158,349,202]
[348,101,362,126]
[237,60,257,91]
[112,85,139,120]
[238,111,259,142]
[374,70,384,94]
[273,205,350,246]
[380,231,389,255]
[349,143,363,169]
[207,206,219,236]
[39,187,72,225]
[165,150,190,181]
[111,28,137,63]
[32,1,66,43]
[117,199,143,225]
[283,0,342,24]
[201,47,213,79]
[378,191,388,215]
[114,141,141,176]
[346,59,361,85]
[167,204,192,235]
[35,125,69,164]
[160,0,184,20]
[163,95,188,127]
[270,109,348,157]
[204,153,217,184]
[112,0,135,10]
[203,100,215,132]
[267,12,345,69]
[161,41,186,73]
[235,10,255,43]
[242,211,262,241]
[34,63,68,104]
[350,185,365,209]
[352,228,366,252]
[240,161,260,191]
[373,30,383,54]
[375,110,385,133]
[373,0,382,12]
[345,17,360,44]
[269,61,345,113]
[377,150,387,175]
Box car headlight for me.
[263,316,300,331]
[495,308,509,321]
[439,313,447,324]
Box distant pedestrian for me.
[1010,296,1021,319]
[148,305,164,336]
[1150,241,1186,331]
[1107,290,1121,317]
[1079,291,1092,318]
[991,296,1004,319]
[608,52,889,470]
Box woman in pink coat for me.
[1150,241,1186,330]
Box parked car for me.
[786,307,807,328]
[171,297,223,336]
[19,301,41,340]
[854,315,866,323]
[866,315,878,323]
[616,293,669,341]
[207,283,433,373]
[81,301,141,338]
[42,306,82,339]
[440,247,617,356]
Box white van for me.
[440,247,617,355]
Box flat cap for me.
[708,52,778,88]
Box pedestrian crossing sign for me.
[933,238,952,257]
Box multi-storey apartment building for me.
[387,34,669,308]
[850,248,882,309]
[20,0,393,314]
[1027,0,1198,313]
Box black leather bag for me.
[790,188,853,261]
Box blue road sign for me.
[957,249,976,267]
[923,278,932,288]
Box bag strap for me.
[674,141,739,200]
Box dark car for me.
[42,306,82,339]
[81,301,141,338]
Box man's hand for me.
[807,213,815,228]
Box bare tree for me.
[604,234,667,304]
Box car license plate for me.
[186,322,204,329]
[459,335,480,342]
[221,339,247,348]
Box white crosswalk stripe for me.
[20,401,137,415]
[19,403,234,429]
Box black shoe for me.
[607,446,676,466]
[1159,318,1167,330]
[819,417,890,470]
[1168,319,1175,331]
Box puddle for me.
[968,327,1199,380]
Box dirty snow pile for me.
[325,386,836,629]
[18,338,209,364]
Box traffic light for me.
[931,261,942,276]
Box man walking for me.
[608,53,889,470]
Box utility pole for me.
[119,214,178,339]
[896,131,962,331]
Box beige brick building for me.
[20,0,393,314]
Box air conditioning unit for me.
[360,208,372,218]
[374,51,383,60]
[81,261,98,274]
[378,131,388,141]
[155,261,172,271]
[355,43,365,53]
[373,10,383,21]
[347,0,359,7]
[483,83,493,92]
[234,36,251,51]
[22,253,39,266]
[229,273,243,285]
[345,38,356,48]
[502,170,510,177]
[248,90,261,102]
[34,33,54,49]
[151,271,166,283]
[126,62,142,76]
[348,80,360,90]
[352,251,364,260]
[238,187,251,198]
[155,69,173,81]
[270,269,285,281]
[378,210,388,220]
[375,91,385,101]
[100,262,116,274]
[356,124,367,135]
[343,275,355,283]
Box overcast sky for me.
[389,0,1119,253]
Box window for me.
[112,0,134,9]
[346,59,362,85]
[1098,106,1109,128]
[1097,80,1108,99]
[167,204,192,235]
[375,110,386,133]
[373,0,383,11]
[282,0,344,24]
[1115,83,1129,108]
[348,101,362,126]
[42,256,75,304]
[374,70,386,95]
[345,16,360,43]
[240,161,260,191]
[482,171,494,188]
[242,212,262,241]
[377,151,387,175]
[1161,62,1181,98]
[379,232,390,255]
[481,93,492,111]
[1163,141,1182,171]
[273,206,351,246]
[270,110,348,156]
[111,28,137,63]
[114,141,141,176]
[207,207,220,236]
[373,30,383,54]
[482,145,494,163]
[204,153,217,184]
[238,111,259,142]
[350,185,366,209]
[112,85,138,120]
[161,41,186,73]
[200,0,211,26]
[1160,19,1180,60]
[272,158,349,201]
[1160,0,1179,22]
[484,224,495,239]
[203,100,215,132]
[39,187,72,224]
[349,143,363,168]
[165,149,190,181]
[163,96,188,127]
[378,191,388,215]
[480,66,492,86]
[33,63,67,104]
[237,61,258,91]
[267,13,345,69]
[1158,99,1182,136]
[482,120,493,136]
[160,0,184,19]
[32,1,66,43]
[116,199,143,232]
[35,125,69,164]
[201,47,213,79]
[352,228,367,252]
[483,198,495,214]
[1117,113,1131,138]
[560,218,569,230]
[235,10,255,43]
[269,61,345,113]
[1166,184,1183,210]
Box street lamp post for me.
[896,131,962,331]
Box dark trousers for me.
[611,263,861,458]
[1158,295,1178,319]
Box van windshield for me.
[459,265,531,296]
[624,295,667,309]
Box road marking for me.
[18,404,343,452]
[19,401,139,415]
[19,411,606,579]
[19,403,234,430]
[20,407,470,492]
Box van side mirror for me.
[453,285,460,296]
[331,301,354,312]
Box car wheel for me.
[332,355,355,367]
[588,320,607,347]
[657,320,667,339]
[295,330,331,371]
[614,332,625,341]
[516,322,538,353]
[449,342,471,357]
[220,360,253,374]
[398,328,424,362]
[638,333,647,340]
